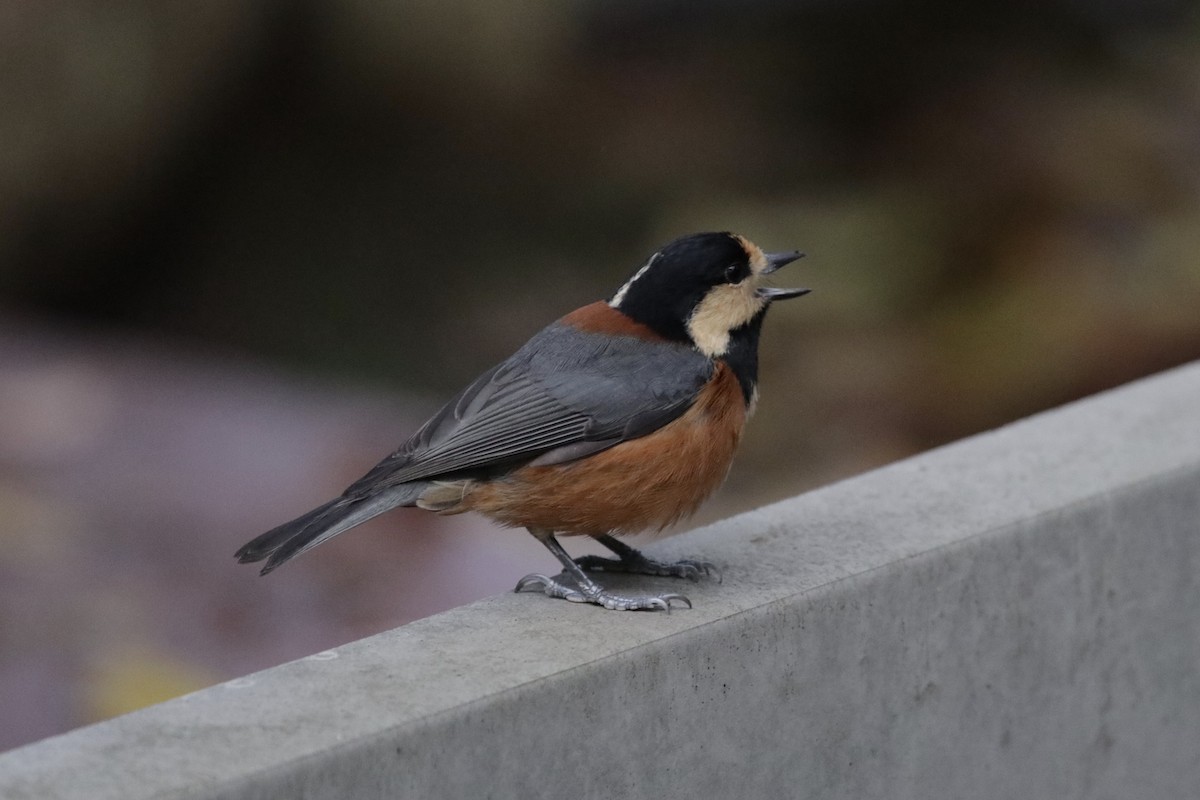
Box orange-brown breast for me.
[460,361,747,536]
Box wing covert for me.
[345,322,712,496]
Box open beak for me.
[758,250,810,301]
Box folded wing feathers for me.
[345,386,589,493]
[345,328,708,496]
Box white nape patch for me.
[609,252,659,308]
[686,282,766,357]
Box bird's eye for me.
[724,263,744,283]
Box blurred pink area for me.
[0,318,609,750]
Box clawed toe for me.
[514,573,553,593]
[592,590,691,612]
[520,531,710,612]
[672,559,721,583]
[514,573,585,602]
[514,572,691,612]
[657,593,692,610]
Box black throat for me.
[721,309,769,404]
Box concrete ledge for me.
[3,362,1199,799]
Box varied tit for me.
[236,231,809,611]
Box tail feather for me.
[236,485,424,575]
[235,499,345,563]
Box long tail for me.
[235,485,423,575]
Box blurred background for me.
[2,0,1199,752]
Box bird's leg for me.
[574,533,721,583]
[515,528,692,612]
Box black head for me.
[609,232,808,356]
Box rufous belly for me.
[457,363,746,536]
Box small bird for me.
[236,232,808,611]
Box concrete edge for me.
[1,360,1198,799]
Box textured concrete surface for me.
[2,361,1199,799]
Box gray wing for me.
[344,323,713,496]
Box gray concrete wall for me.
[2,361,1199,800]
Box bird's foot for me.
[514,573,691,612]
[574,552,721,583]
